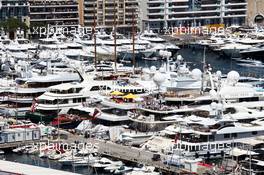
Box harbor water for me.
[2,152,103,175]
[137,47,264,78]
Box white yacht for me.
[29,78,112,123]
[161,102,264,158]
[220,43,252,58]
[38,34,68,50]
[0,71,80,117]
[139,30,165,44]
[240,44,264,60]
[90,157,122,169]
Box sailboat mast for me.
[93,2,97,70]
[132,9,135,74]
[201,46,206,93]
[114,0,117,72]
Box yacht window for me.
[224,134,230,138]
[68,89,74,93]
[57,99,68,104]
[231,133,237,138]
[74,98,82,103]
[101,86,111,90]
[76,88,82,93]
[90,86,100,91]
[223,108,236,114]
[252,131,258,135]
[209,135,215,141]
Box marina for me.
[2,30,264,174]
[1,0,264,174]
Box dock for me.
[60,133,193,174]
[0,140,47,149]
[86,138,192,175]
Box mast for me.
[132,9,135,74]
[114,0,117,72]
[201,46,206,94]
[93,2,97,70]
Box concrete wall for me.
[247,0,264,26]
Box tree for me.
[0,18,29,39]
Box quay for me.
[62,134,192,174]
[87,138,192,175]
[0,140,47,149]
[0,160,80,175]
[98,142,190,174]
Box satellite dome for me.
[227,71,240,83]
[150,66,156,72]
[209,89,217,99]
[153,72,165,86]
[210,102,217,110]
[191,68,202,79]
[177,55,183,61]
[216,70,222,77]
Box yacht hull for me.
[26,111,57,124]
[240,51,264,60]
[222,49,241,58]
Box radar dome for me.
[191,69,202,79]
[216,70,222,77]
[153,72,165,86]
[177,55,183,61]
[210,102,217,110]
[150,66,156,73]
[227,71,240,83]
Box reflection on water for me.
[2,152,100,175]
[135,48,264,78]
[179,48,264,77]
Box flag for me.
[92,108,101,119]
[31,98,38,112]
[174,133,180,143]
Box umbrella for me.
[123,93,138,99]
[110,91,124,96]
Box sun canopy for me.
[110,91,124,96]
[123,93,138,99]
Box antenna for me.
[201,46,206,93]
